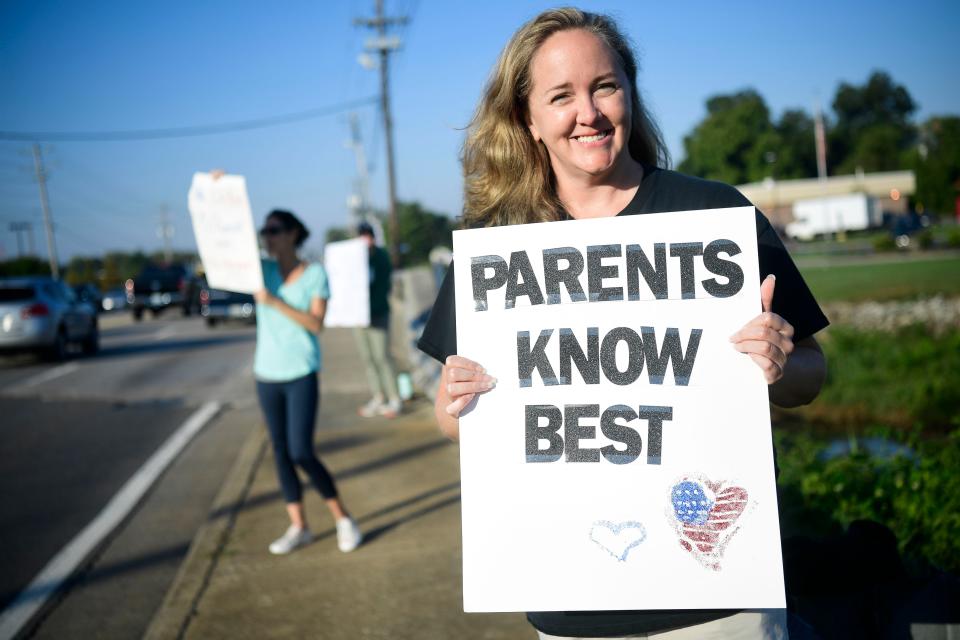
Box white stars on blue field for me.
[671,480,713,525]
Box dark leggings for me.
[256,372,338,503]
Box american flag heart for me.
[669,476,748,571]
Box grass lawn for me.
[798,255,960,302]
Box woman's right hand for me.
[442,355,497,417]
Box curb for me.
[143,415,266,640]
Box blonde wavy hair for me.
[461,7,670,227]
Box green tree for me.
[678,71,931,184]
[382,201,456,267]
[772,110,818,179]
[65,256,101,286]
[99,251,150,287]
[325,227,351,244]
[679,90,775,184]
[678,92,818,183]
[101,253,124,290]
[910,116,960,216]
[829,71,916,173]
[0,256,53,277]
[147,250,197,266]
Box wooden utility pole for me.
[355,0,406,267]
[31,143,60,278]
[814,103,828,181]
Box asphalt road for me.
[0,311,260,639]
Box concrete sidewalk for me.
[146,329,533,640]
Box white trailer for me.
[786,193,882,240]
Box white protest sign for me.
[323,237,370,328]
[187,172,263,294]
[453,207,785,612]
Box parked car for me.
[100,288,128,312]
[0,277,99,359]
[73,283,103,313]
[200,285,256,327]
[127,264,199,321]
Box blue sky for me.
[0,0,957,260]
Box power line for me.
[52,220,101,250]
[0,96,378,142]
[0,164,33,176]
[15,169,150,246]
[43,193,157,248]
[55,155,158,208]
[31,169,149,226]
[7,221,35,257]
[53,201,143,241]
[54,193,147,227]
[0,185,37,199]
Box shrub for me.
[873,234,897,252]
[947,227,960,249]
[776,428,960,574]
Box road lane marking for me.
[152,325,179,341]
[14,362,81,389]
[0,400,223,640]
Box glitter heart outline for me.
[589,520,648,562]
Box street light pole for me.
[346,112,372,226]
[158,205,174,263]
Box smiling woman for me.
[418,6,830,639]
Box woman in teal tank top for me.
[253,209,363,555]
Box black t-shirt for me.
[416,166,829,637]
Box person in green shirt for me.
[354,222,402,418]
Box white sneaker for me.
[336,517,363,552]
[268,525,313,555]
[378,398,402,418]
[358,397,384,418]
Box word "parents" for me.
[471,240,744,311]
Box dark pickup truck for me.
[125,264,200,320]
[200,284,256,327]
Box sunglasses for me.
[259,225,289,237]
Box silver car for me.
[0,277,99,359]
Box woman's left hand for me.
[253,289,276,306]
[729,275,794,385]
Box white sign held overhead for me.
[452,206,785,613]
[323,237,370,328]
[187,172,263,294]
